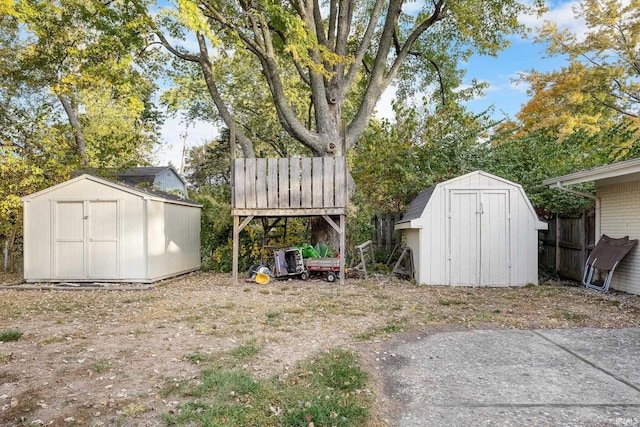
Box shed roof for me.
[396,170,546,230]
[396,185,435,224]
[543,157,640,187]
[22,174,201,207]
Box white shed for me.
[543,157,640,295]
[22,174,201,283]
[395,171,547,286]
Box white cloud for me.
[528,1,589,41]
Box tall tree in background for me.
[154,0,540,159]
[517,0,639,137]
[6,0,161,166]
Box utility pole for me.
[179,132,188,175]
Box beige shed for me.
[22,174,201,283]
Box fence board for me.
[312,157,324,208]
[256,158,267,208]
[323,158,334,207]
[301,158,312,208]
[335,157,346,207]
[234,159,245,209]
[244,159,256,208]
[278,158,289,208]
[290,158,301,208]
[267,158,279,208]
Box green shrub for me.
[0,329,22,342]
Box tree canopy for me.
[154,0,541,157]
[516,0,640,137]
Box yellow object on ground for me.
[255,272,270,285]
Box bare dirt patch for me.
[1,272,640,426]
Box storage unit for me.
[395,171,547,286]
[543,157,640,295]
[22,174,201,283]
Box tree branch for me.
[339,0,384,99]
[195,33,256,158]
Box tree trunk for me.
[5,223,18,273]
[59,94,89,166]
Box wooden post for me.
[233,215,254,284]
[555,214,560,273]
[232,215,239,284]
[339,214,346,285]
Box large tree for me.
[516,0,640,137]
[6,0,162,166]
[153,0,540,159]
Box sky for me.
[155,0,584,169]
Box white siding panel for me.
[163,203,201,277]
[598,181,640,294]
[509,192,539,285]
[119,198,146,280]
[422,186,447,285]
[146,200,166,279]
[147,200,201,281]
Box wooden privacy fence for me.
[539,209,596,281]
[233,157,347,215]
[371,212,402,256]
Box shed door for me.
[54,201,86,278]
[87,201,119,279]
[54,200,119,279]
[448,190,510,286]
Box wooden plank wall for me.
[233,157,347,210]
[539,210,595,281]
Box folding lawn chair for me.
[583,234,638,292]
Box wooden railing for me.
[232,157,347,215]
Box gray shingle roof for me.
[397,185,436,224]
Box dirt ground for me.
[2,271,640,426]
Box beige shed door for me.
[54,200,119,279]
[448,190,510,286]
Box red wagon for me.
[304,257,342,282]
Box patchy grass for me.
[265,310,282,326]
[0,328,22,342]
[560,310,591,323]
[90,359,112,373]
[163,348,371,427]
[355,320,409,341]
[230,342,260,359]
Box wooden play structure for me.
[231,139,348,285]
